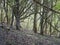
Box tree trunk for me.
[33,3,37,33]
[15,0,20,30]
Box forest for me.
[0,0,60,45]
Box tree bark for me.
[15,0,20,30]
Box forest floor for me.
[0,24,60,45]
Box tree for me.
[13,0,20,30]
[33,2,37,33]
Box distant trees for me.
[0,0,60,37]
[34,0,60,36]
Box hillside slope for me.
[0,27,60,45]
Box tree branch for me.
[33,0,60,14]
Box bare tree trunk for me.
[1,0,3,24]
[3,0,8,25]
[33,3,37,33]
[10,1,15,28]
[15,0,20,30]
[10,12,14,28]
[40,15,44,35]
[40,0,49,35]
[49,0,53,36]
[1,9,3,24]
